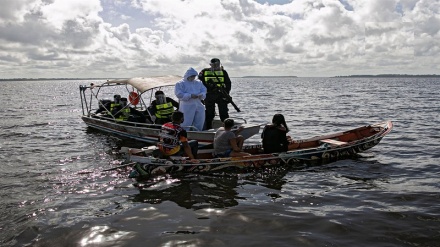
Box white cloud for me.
[0,0,41,24]
[40,0,103,30]
[0,0,439,78]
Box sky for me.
[0,0,439,78]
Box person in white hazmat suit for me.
[174,67,207,131]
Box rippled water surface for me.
[0,77,439,247]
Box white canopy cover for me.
[103,75,182,93]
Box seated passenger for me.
[150,91,179,125]
[95,95,146,123]
[214,118,251,157]
[95,99,112,115]
[127,107,147,123]
[157,111,198,160]
[109,94,122,117]
[261,114,292,154]
[115,97,130,121]
[122,97,147,123]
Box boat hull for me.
[79,76,261,146]
[82,115,261,146]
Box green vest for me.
[204,70,226,88]
[116,107,130,121]
[155,102,174,119]
[110,102,120,110]
[108,103,120,115]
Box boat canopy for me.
[102,75,182,93]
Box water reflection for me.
[130,174,241,209]
[79,225,132,246]
[129,165,302,210]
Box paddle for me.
[77,162,137,175]
[102,162,137,172]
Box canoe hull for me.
[127,121,393,180]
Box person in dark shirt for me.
[94,94,123,119]
[261,114,292,154]
[95,99,112,115]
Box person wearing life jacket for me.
[116,97,131,121]
[198,58,232,130]
[157,111,198,160]
[150,91,179,124]
[175,67,207,131]
[109,94,122,117]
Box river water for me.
[0,77,439,247]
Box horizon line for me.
[1,74,440,81]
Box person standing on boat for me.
[214,118,250,157]
[149,91,179,124]
[175,67,207,131]
[261,114,292,154]
[198,58,232,130]
[158,111,198,160]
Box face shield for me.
[155,93,167,104]
[210,58,221,70]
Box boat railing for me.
[80,82,151,116]
[89,114,162,128]
[231,117,247,124]
[182,125,201,131]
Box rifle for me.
[217,87,241,112]
[208,73,241,113]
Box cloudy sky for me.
[0,0,439,78]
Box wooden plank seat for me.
[319,139,348,147]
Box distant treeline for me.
[334,74,440,78]
[241,76,298,78]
